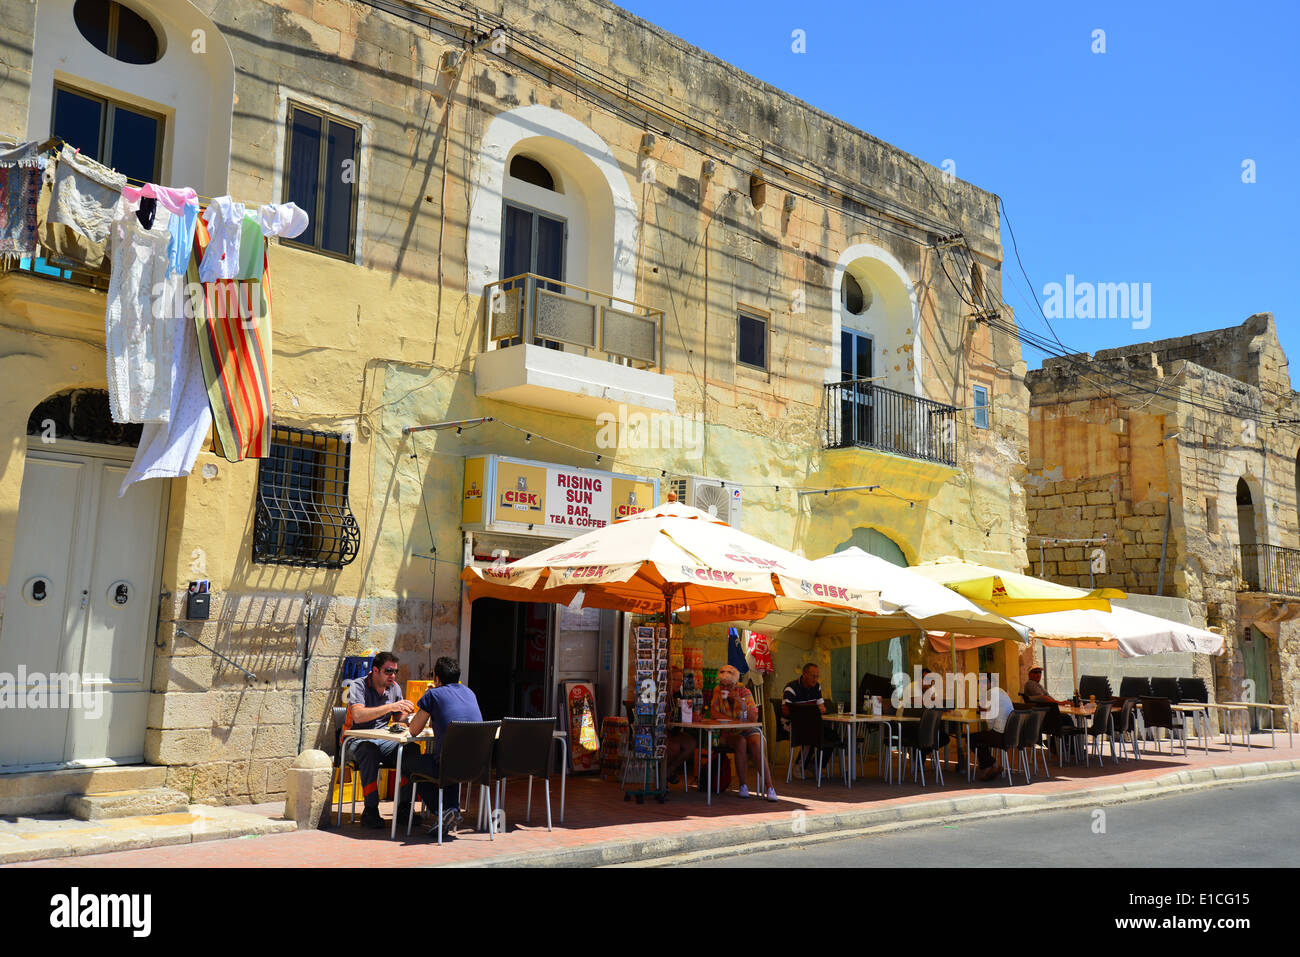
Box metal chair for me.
[1139,696,1186,756]
[907,708,946,787]
[493,716,557,832]
[1084,700,1115,765]
[995,711,1028,784]
[1111,699,1139,760]
[1019,708,1050,779]
[406,720,500,844]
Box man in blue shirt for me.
[405,656,483,835]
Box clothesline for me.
[15,135,284,213]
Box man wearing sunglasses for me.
[344,651,417,828]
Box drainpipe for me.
[299,591,313,755]
[1157,494,1172,597]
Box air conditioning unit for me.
[668,475,742,529]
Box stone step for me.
[0,766,168,815]
[65,788,190,821]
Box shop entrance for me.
[468,599,553,721]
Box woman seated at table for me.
[710,665,778,802]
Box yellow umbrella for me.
[909,557,1126,694]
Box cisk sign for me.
[461,454,659,538]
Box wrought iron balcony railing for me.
[482,273,665,372]
[825,379,959,466]
[1239,543,1300,597]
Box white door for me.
[0,442,165,771]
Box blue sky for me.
[618,0,1300,372]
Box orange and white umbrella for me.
[461,497,880,625]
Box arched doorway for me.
[830,528,909,702]
[0,390,165,771]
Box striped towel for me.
[191,210,273,461]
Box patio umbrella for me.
[909,556,1126,694]
[461,495,881,628]
[1015,605,1225,658]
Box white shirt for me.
[983,687,1015,733]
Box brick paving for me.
[12,732,1299,867]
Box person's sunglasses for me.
[382,667,399,675]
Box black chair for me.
[1079,675,1113,701]
[1056,704,1088,765]
[786,702,846,787]
[1177,677,1209,703]
[1150,677,1182,703]
[1019,708,1049,780]
[406,720,500,844]
[1084,700,1114,765]
[908,708,947,787]
[769,698,790,747]
[994,710,1028,784]
[1013,701,1033,711]
[1111,699,1138,760]
[492,716,557,832]
[1139,697,1185,756]
[1119,676,1152,699]
[1036,701,1069,765]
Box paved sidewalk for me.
[9,733,1300,868]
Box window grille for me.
[253,426,359,568]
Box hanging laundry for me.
[197,195,246,282]
[235,211,264,281]
[258,201,309,240]
[37,146,126,270]
[124,183,200,279]
[192,210,275,461]
[105,192,182,424]
[0,141,48,263]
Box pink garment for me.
[121,183,198,216]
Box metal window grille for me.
[253,426,359,568]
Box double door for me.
[0,443,165,770]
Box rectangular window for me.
[51,84,163,184]
[973,385,990,429]
[253,426,359,568]
[737,310,768,371]
[281,102,360,260]
[501,201,566,347]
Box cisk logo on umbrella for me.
[798,580,851,600]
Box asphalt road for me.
[693,776,1300,867]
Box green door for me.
[1241,627,1271,731]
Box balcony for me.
[825,380,958,466]
[1239,544,1300,598]
[475,273,675,417]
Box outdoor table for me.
[1220,702,1294,749]
[822,713,911,786]
[1170,703,1212,755]
[339,725,569,839]
[1056,704,1098,764]
[668,719,766,805]
[337,726,433,839]
[1204,703,1253,752]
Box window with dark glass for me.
[737,310,767,371]
[501,201,565,348]
[51,84,162,185]
[253,426,359,568]
[282,103,360,259]
[839,329,873,445]
[74,0,160,65]
[509,155,557,191]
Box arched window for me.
[26,389,141,446]
[1237,478,1258,549]
[74,0,161,65]
[509,155,558,192]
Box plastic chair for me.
[1111,699,1139,760]
[1019,708,1049,779]
[1079,675,1113,701]
[995,711,1028,784]
[1139,697,1186,756]
[405,720,500,844]
[1084,700,1114,765]
[1150,677,1182,703]
[493,716,557,832]
[786,702,846,787]
[908,708,947,787]
[1119,676,1153,699]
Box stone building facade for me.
[0,0,1027,806]
[1027,314,1300,728]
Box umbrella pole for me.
[849,615,857,716]
[1071,641,1080,697]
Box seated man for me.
[970,681,1016,781]
[1023,667,1066,705]
[343,651,417,829]
[781,663,843,768]
[710,665,778,801]
[404,656,484,835]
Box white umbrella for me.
[1017,605,1225,658]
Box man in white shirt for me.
[970,680,1016,781]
